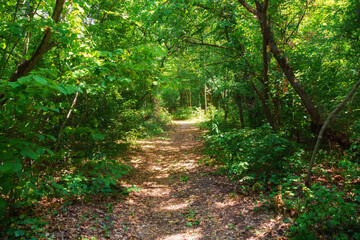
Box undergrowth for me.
[0,108,170,239]
[203,120,360,240]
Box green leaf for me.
[17,76,32,84]
[0,162,12,172]
[35,102,48,111]
[14,230,24,237]
[0,198,8,209]
[99,51,113,57]
[35,133,45,141]
[12,162,22,172]
[46,134,57,141]
[0,42,5,49]
[57,85,68,95]
[20,149,39,160]
[92,132,105,141]
[118,78,131,83]
[44,147,54,156]
[115,48,124,54]
[7,82,19,88]
[36,147,45,155]
[32,75,48,85]
[50,107,60,113]
[65,85,80,95]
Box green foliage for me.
[0,1,170,236]
[1,0,359,238]
[179,175,189,182]
[5,215,53,239]
[172,107,193,120]
[291,184,360,239]
[347,120,360,162]
[205,124,303,185]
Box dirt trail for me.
[51,121,287,239]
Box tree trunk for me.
[189,89,193,114]
[238,0,321,125]
[238,0,351,147]
[234,94,245,128]
[204,83,207,114]
[179,90,185,108]
[250,80,275,129]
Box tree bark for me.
[203,58,207,114]
[204,83,207,114]
[234,94,245,128]
[189,88,193,114]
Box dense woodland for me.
[0,0,359,239]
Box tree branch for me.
[184,38,231,50]
[55,91,79,153]
[237,0,256,15]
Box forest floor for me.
[49,121,289,239]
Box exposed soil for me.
[49,121,289,239]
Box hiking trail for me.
[50,121,288,239]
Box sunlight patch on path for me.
[158,227,203,240]
[161,202,189,211]
[171,120,199,125]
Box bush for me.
[204,124,303,186]
[291,184,360,239]
[172,107,193,120]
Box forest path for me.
[51,121,286,239]
[113,121,285,239]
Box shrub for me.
[172,107,193,120]
[204,124,303,186]
[291,184,360,239]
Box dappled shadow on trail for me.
[110,121,288,239]
[49,121,289,239]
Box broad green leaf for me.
[115,48,124,54]
[65,85,79,95]
[0,198,8,208]
[7,82,19,88]
[20,150,39,160]
[17,76,32,84]
[36,147,45,155]
[57,85,68,95]
[50,107,60,113]
[32,76,48,85]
